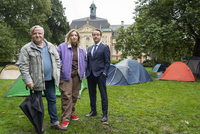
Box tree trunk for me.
[193,38,200,57]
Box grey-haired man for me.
[19,25,67,132]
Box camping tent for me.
[158,61,195,81]
[0,65,21,79]
[151,64,166,73]
[106,59,153,85]
[185,56,200,77]
[3,75,87,98]
[78,78,87,99]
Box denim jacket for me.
[57,42,87,81]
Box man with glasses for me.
[85,29,110,124]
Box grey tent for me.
[185,56,200,77]
[106,59,153,85]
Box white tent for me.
[0,65,21,79]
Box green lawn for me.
[0,67,199,134]
[0,67,3,71]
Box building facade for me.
[70,2,149,63]
[70,2,126,60]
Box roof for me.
[101,29,112,32]
[70,17,110,29]
[110,25,130,31]
[110,25,131,36]
[90,2,96,7]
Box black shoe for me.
[101,115,108,124]
[85,111,97,117]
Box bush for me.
[0,62,16,66]
[142,59,172,67]
[156,59,172,67]
[142,59,153,67]
[110,60,121,65]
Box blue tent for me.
[151,64,166,73]
[106,59,153,85]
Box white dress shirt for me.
[91,42,101,57]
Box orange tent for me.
[158,61,195,81]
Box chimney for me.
[87,17,89,24]
[75,25,77,29]
[100,24,102,29]
[121,21,124,27]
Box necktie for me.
[93,45,97,57]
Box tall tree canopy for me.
[46,0,70,45]
[0,0,69,62]
[0,0,52,48]
[115,0,200,60]
[0,21,16,62]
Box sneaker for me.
[61,121,69,128]
[71,114,79,120]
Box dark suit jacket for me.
[86,42,110,78]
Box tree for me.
[46,0,70,45]
[115,25,149,59]
[115,0,200,60]
[0,21,16,62]
[0,0,52,48]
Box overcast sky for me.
[61,0,136,25]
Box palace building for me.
[70,2,130,60]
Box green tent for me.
[3,75,87,98]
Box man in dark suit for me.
[85,29,110,124]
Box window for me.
[86,37,90,41]
[112,46,116,53]
[103,37,107,42]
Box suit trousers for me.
[87,72,108,116]
[59,69,81,122]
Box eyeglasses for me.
[92,34,100,36]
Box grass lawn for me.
[0,67,199,134]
